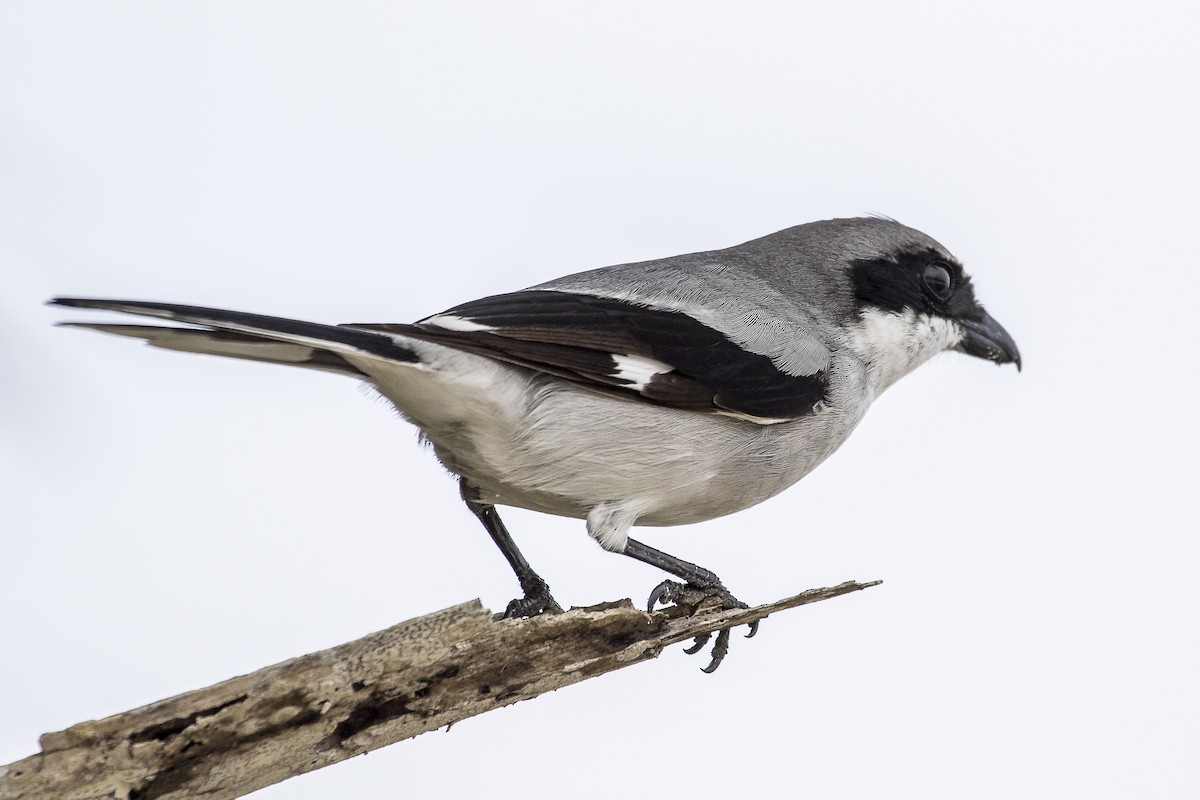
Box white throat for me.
[848,307,964,397]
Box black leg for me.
[622,537,759,673]
[460,478,562,620]
[623,538,723,587]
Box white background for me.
[2,3,1197,797]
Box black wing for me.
[354,290,827,423]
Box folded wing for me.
[353,290,828,424]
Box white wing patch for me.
[421,314,496,332]
[610,353,673,390]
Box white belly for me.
[344,341,869,541]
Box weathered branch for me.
[0,580,880,800]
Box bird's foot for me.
[496,577,563,621]
[646,579,759,673]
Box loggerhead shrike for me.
[52,217,1020,671]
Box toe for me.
[701,628,732,673]
[683,632,712,655]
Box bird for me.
[51,217,1020,671]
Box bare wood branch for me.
[0,580,880,800]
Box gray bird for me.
[51,217,1020,671]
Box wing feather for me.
[354,290,827,423]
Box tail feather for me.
[58,323,367,375]
[49,298,421,373]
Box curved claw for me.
[701,628,732,673]
[646,579,679,612]
[746,619,760,638]
[683,632,711,655]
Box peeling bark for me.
[0,580,879,800]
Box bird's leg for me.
[460,478,562,620]
[622,537,759,673]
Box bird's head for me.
[806,217,1021,395]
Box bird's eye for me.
[922,264,953,300]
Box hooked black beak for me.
[957,312,1022,371]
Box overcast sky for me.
[2,3,1197,797]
